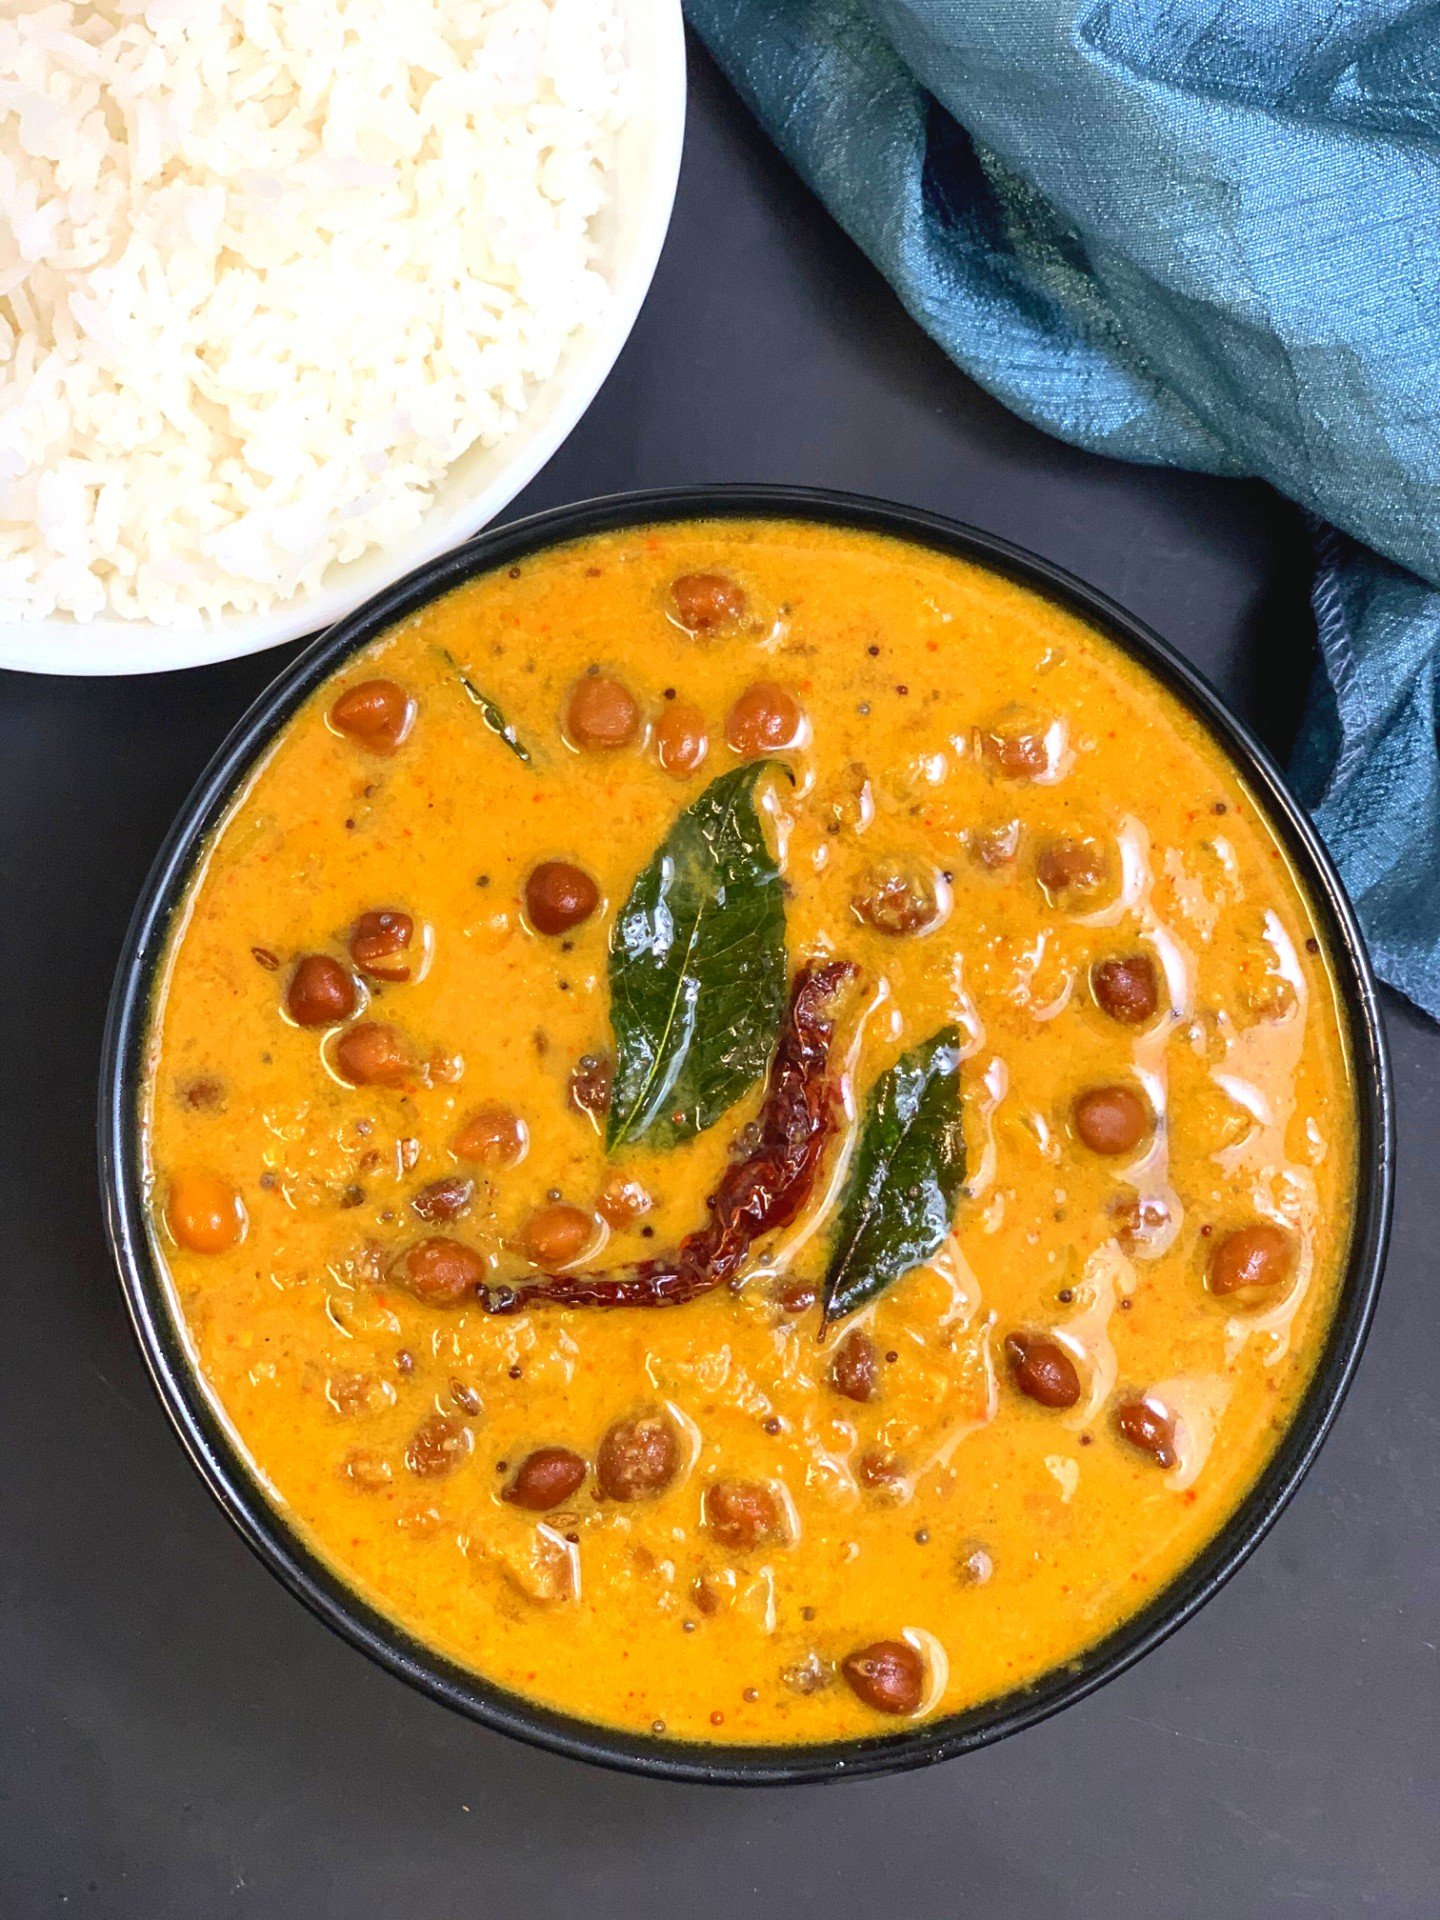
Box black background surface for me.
[2,45,1435,1920]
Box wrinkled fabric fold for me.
[686,0,1440,1016]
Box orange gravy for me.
[144,521,1357,1743]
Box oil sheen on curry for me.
[145,521,1356,1743]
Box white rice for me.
[0,0,629,624]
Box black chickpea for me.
[852,859,943,936]
[1004,1331,1082,1409]
[343,1448,392,1491]
[410,1176,475,1224]
[333,1020,411,1087]
[725,682,803,756]
[1037,836,1111,904]
[452,1105,527,1166]
[829,1329,880,1402]
[286,954,356,1027]
[524,861,600,935]
[327,1367,387,1417]
[979,706,1055,779]
[841,1640,925,1715]
[855,1449,907,1499]
[969,819,1021,869]
[568,1054,614,1116]
[596,1411,682,1500]
[703,1480,786,1551]
[391,1237,486,1306]
[349,909,415,981]
[1208,1222,1295,1296]
[773,1278,817,1316]
[1092,952,1160,1024]
[670,572,746,631]
[404,1413,473,1478]
[1072,1084,1153,1155]
[519,1203,598,1269]
[1113,1396,1178,1468]
[166,1172,245,1254]
[655,699,709,774]
[329,679,415,753]
[565,674,641,749]
[503,1447,588,1511]
[597,1175,651,1228]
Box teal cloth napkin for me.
[685,0,1440,1017]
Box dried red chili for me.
[479,960,858,1313]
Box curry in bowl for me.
[141,517,1358,1745]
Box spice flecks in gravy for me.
[145,521,1356,1743]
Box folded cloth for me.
[686,0,1440,1016]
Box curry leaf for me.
[606,762,788,1151]
[822,1027,965,1322]
[438,648,532,764]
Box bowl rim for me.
[0,0,687,678]
[99,484,1394,1786]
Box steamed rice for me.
[0,0,630,624]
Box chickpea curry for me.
[145,520,1357,1744]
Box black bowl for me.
[99,486,1393,1786]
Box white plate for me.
[0,0,686,678]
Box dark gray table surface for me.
[3,44,1435,1920]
